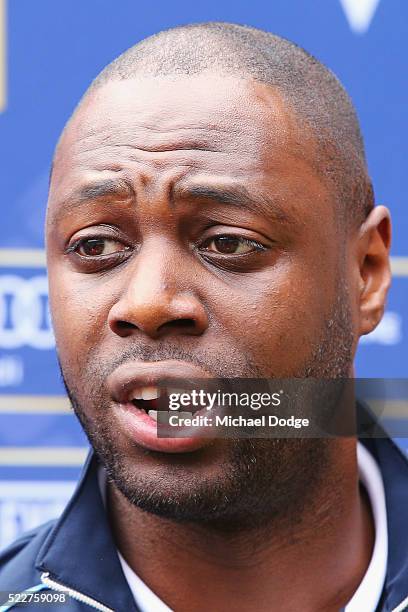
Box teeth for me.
[148,410,158,421]
[130,386,159,401]
[142,386,159,400]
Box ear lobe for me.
[358,206,392,337]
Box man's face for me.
[46,74,356,525]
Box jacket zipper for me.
[392,596,408,612]
[41,570,408,612]
[40,572,114,612]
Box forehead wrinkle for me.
[67,119,241,154]
[73,142,224,156]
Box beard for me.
[60,281,354,531]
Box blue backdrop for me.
[0,0,407,548]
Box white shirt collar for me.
[345,442,388,612]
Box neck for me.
[107,439,374,612]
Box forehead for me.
[54,75,315,168]
[61,74,296,150]
[49,74,328,226]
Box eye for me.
[71,237,130,257]
[203,235,265,255]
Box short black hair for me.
[65,22,375,226]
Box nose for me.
[108,247,209,340]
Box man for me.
[0,21,407,612]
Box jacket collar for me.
[34,431,408,611]
[35,450,138,611]
[360,435,408,611]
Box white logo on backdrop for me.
[360,311,402,346]
[0,481,75,550]
[339,0,381,34]
[0,275,55,349]
[0,355,23,386]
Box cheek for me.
[209,267,335,372]
[48,267,113,366]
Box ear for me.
[356,206,392,337]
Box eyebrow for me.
[173,183,294,225]
[76,179,135,201]
[50,178,136,222]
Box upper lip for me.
[107,360,213,404]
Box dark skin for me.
[46,74,391,611]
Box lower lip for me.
[115,402,213,453]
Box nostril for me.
[113,318,197,337]
[116,321,138,331]
[158,318,196,332]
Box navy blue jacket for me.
[1,435,408,612]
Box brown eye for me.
[76,238,128,257]
[205,236,263,255]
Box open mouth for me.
[129,386,200,422]
[107,362,219,452]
